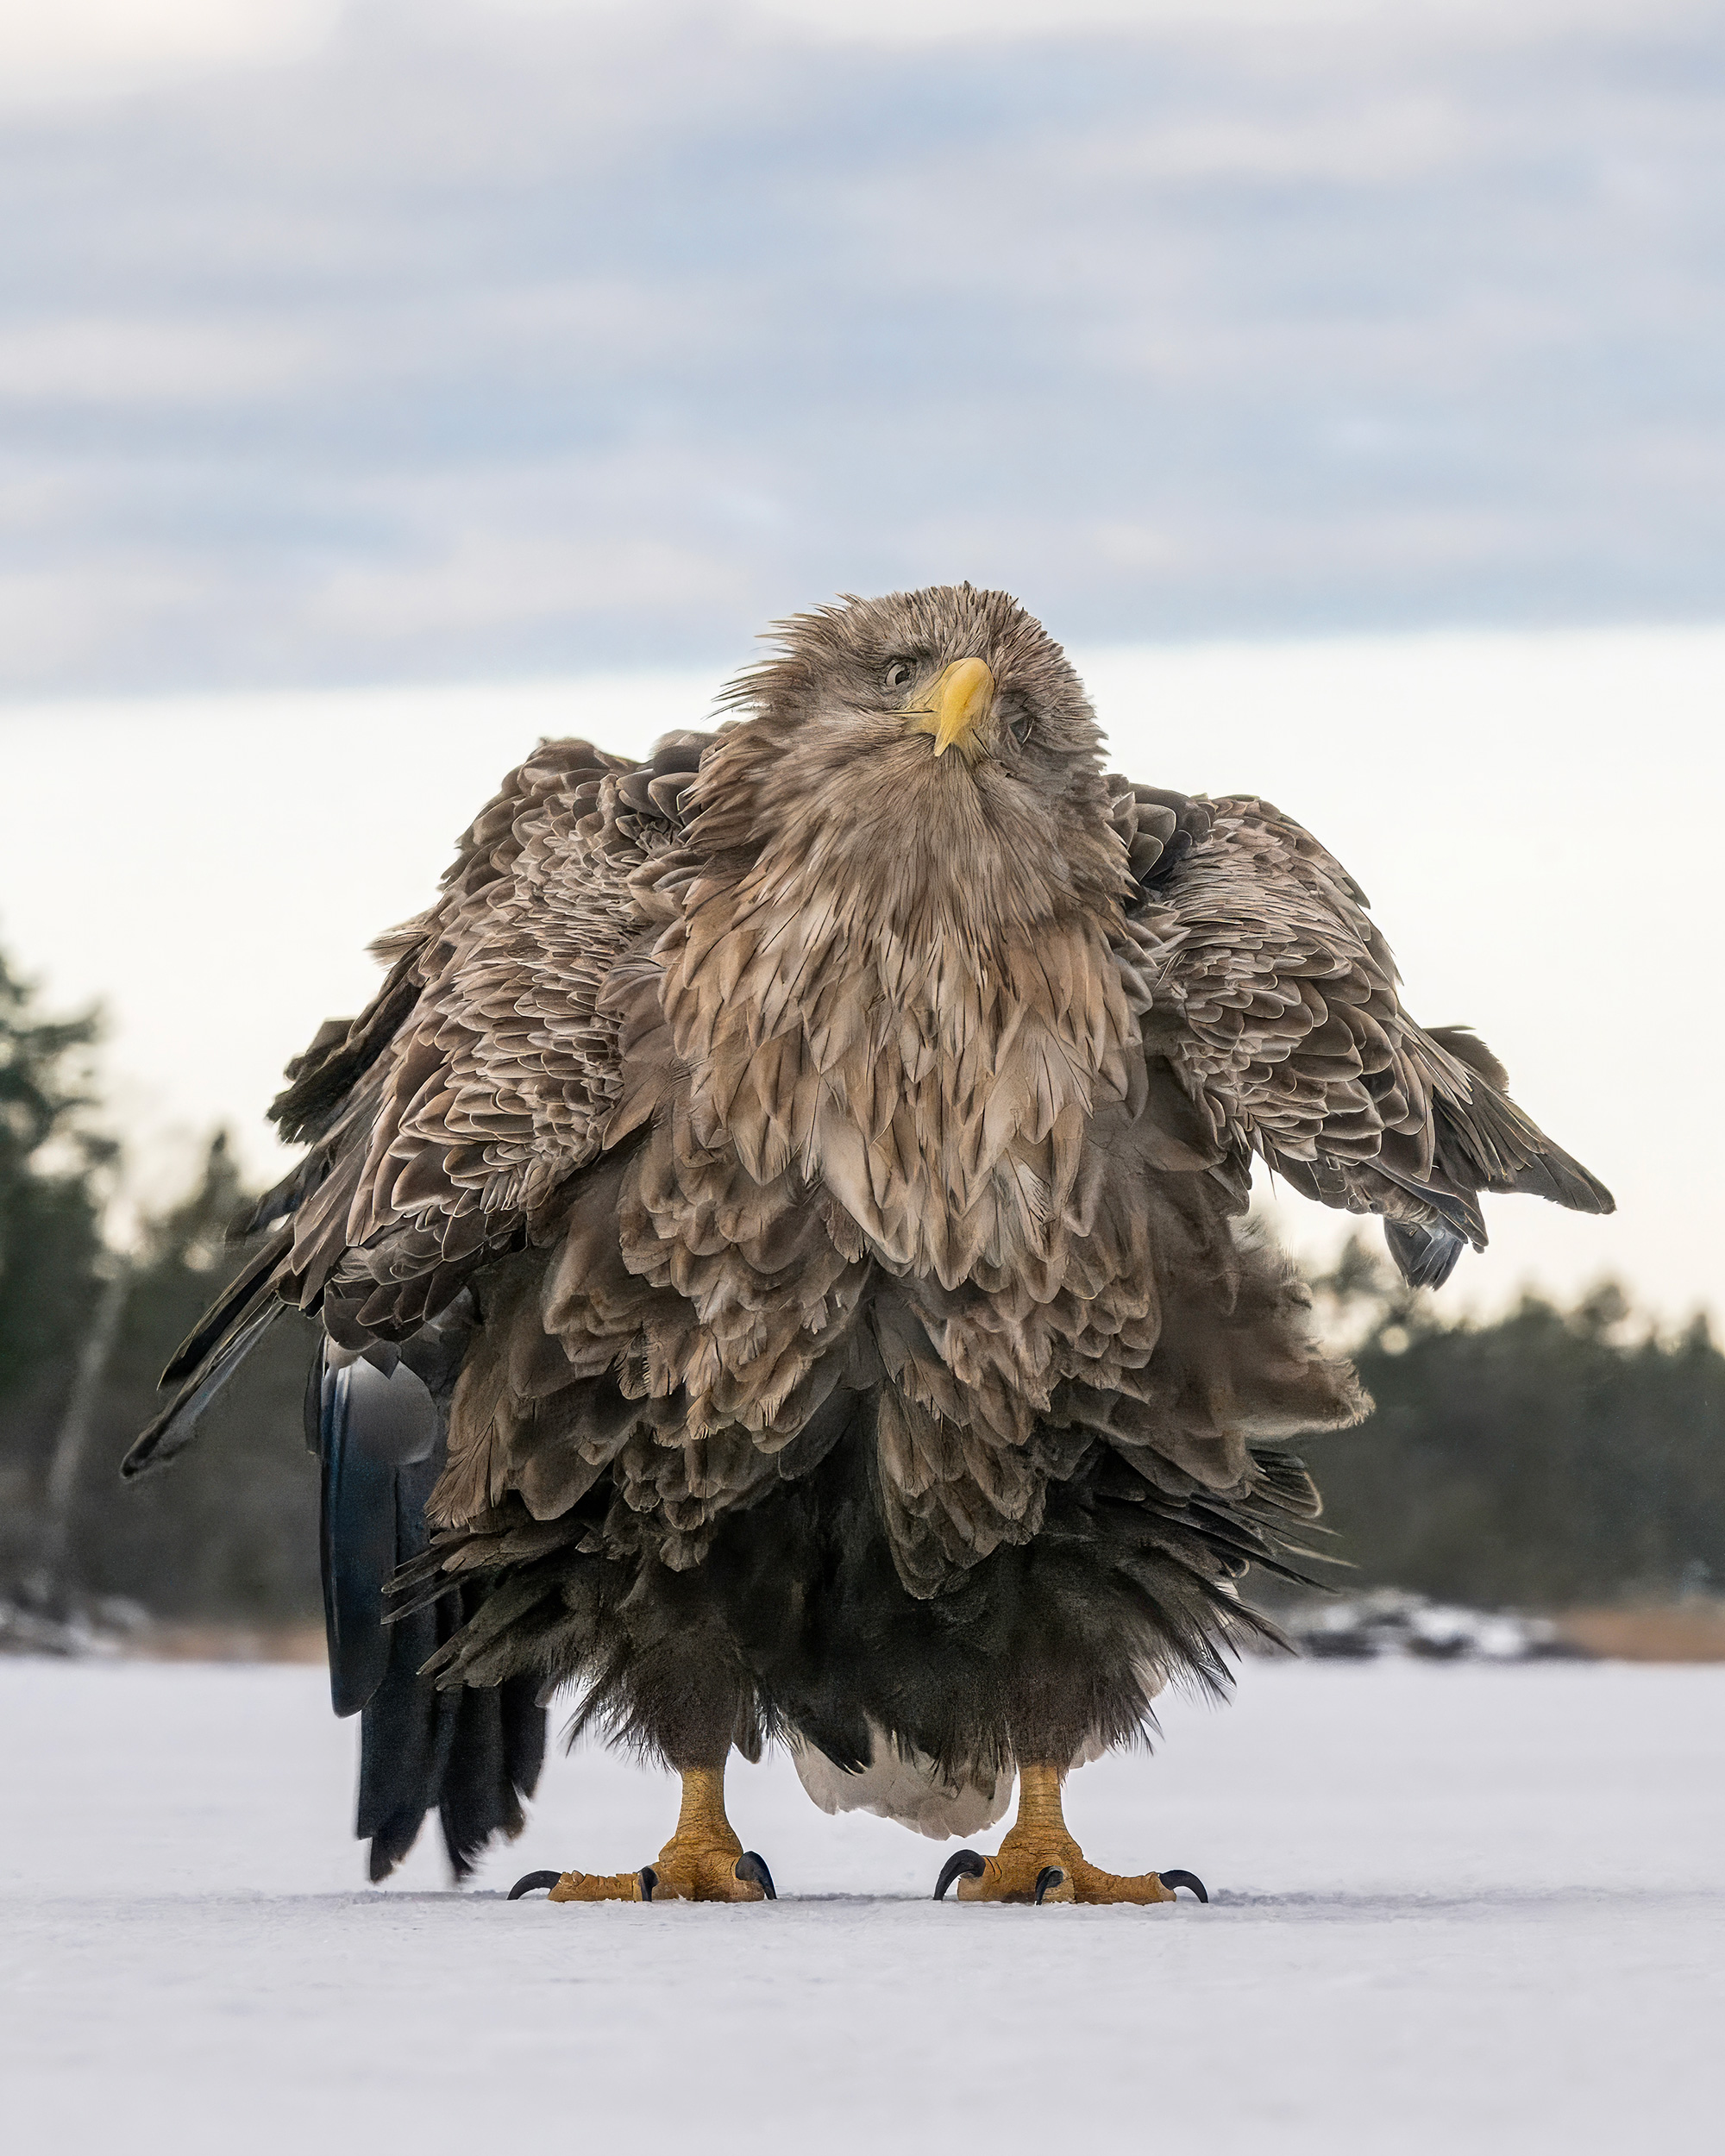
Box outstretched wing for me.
[125,729,717,1476]
[1104,784,1614,1288]
[271,730,715,1344]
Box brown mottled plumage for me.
[129,586,1611,1885]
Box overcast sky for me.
[4,0,1724,693]
[2,5,1719,1322]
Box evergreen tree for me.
[1307,1236,1725,1608]
[1,927,319,1624]
[53,1132,322,1625]
[0,943,113,1588]
[0,944,111,1407]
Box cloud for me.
[0,1,342,105]
[0,317,329,404]
[2,0,1723,693]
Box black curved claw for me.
[1159,1868,1209,1903]
[639,1866,657,1902]
[934,1849,987,1900]
[734,1851,777,1900]
[507,1871,562,1901]
[1033,1866,1066,1905]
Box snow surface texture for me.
[3,1658,1720,2156]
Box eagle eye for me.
[882,658,914,694]
[1004,707,1033,750]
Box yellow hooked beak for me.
[906,656,995,761]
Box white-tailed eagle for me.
[129,586,1611,1904]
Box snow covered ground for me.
[3,1657,1720,2156]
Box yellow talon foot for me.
[933,1764,1206,1907]
[511,1764,777,1906]
[546,1866,652,1903]
[642,1833,775,1903]
[944,1842,1081,1904]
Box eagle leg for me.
[536,1762,774,1906]
[938,1764,1205,1908]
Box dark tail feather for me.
[434,1676,547,1879]
[359,1595,465,1881]
[311,1342,546,1880]
[357,1650,544,1883]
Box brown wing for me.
[127,730,718,1477]
[1106,784,1613,1287]
[274,730,720,1345]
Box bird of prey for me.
[129,586,1613,1905]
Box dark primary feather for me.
[1426,1024,1509,1092]
[122,1296,284,1480]
[1431,1066,1615,1213]
[160,1220,296,1392]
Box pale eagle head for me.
[697,583,1132,956]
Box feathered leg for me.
[511,1756,775,1904]
[932,1764,1207,1908]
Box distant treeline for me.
[0,943,318,1623]
[0,933,1718,1624]
[1304,1241,1723,1609]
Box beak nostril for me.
[908,657,995,762]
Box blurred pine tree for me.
[1,932,319,1624]
[53,1133,321,1624]
[0,944,111,1591]
[1308,1236,1725,1608]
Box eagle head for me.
[698,583,1131,950]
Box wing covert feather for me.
[271,730,720,1336]
[1105,785,1613,1277]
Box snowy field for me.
[3,1658,1721,2156]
